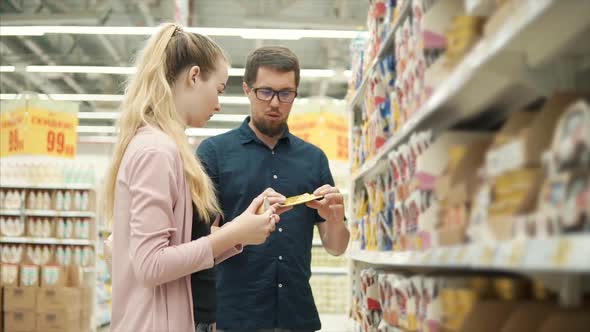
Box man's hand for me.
[306,185,345,223]
[260,187,293,215]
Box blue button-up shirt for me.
[196,117,335,331]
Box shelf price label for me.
[0,100,78,159]
[552,238,572,268]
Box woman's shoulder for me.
[130,126,178,154]
[123,126,181,168]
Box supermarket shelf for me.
[351,0,590,183]
[25,210,96,217]
[0,183,95,190]
[0,209,21,216]
[0,236,94,246]
[349,234,590,274]
[312,267,348,275]
[349,0,411,107]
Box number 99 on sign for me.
[47,130,74,156]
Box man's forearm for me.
[321,219,350,256]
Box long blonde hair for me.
[104,23,226,224]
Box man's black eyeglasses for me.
[252,87,298,103]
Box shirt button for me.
[273,174,278,179]
[278,283,283,288]
[272,150,275,155]
[278,255,283,260]
[278,227,283,232]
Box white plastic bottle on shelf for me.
[7,218,15,236]
[56,218,65,238]
[56,246,65,265]
[74,247,82,265]
[83,219,90,239]
[73,219,81,239]
[55,191,64,211]
[41,246,51,265]
[0,190,5,209]
[65,219,73,238]
[74,191,81,211]
[36,192,44,210]
[63,191,71,211]
[64,246,72,266]
[81,191,89,211]
[0,217,5,236]
[27,192,35,210]
[42,218,51,238]
[43,192,51,210]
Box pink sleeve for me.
[126,147,214,288]
[214,221,243,264]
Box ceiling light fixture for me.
[0,66,16,72]
[0,26,364,40]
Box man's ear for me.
[243,81,250,95]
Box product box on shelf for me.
[3,286,37,311]
[485,93,583,178]
[19,265,39,287]
[4,310,36,332]
[1,263,19,286]
[37,308,80,332]
[40,265,67,287]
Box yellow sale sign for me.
[0,99,78,158]
[289,108,349,161]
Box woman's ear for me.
[188,65,201,86]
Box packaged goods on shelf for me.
[353,94,590,253]
[0,161,95,187]
[351,269,584,332]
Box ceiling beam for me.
[137,2,156,26]
[0,11,104,25]
[0,40,57,94]
[17,37,86,94]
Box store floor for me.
[97,314,349,332]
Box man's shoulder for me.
[289,133,325,155]
[199,127,241,149]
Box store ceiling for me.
[0,0,368,135]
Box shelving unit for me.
[351,0,590,183]
[347,0,590,331]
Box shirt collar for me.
[238,116,291,145]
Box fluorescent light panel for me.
[0,26,363,39]
[0,66,16,72]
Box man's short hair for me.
[244,46,300,87]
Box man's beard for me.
[252,115,287,138]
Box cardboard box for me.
[36,309,79,332]
[537,307,590,332]
[3,287,37,312]
[500,302,555,332]
[458,300,518,332]
[80,287,92,310]
[4,310,36,332]
[1,264,19,287]
[36,287,80,312]
[485,93,584,177]
[80,309,91,331]
[437,225,467,246]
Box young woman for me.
[103,23,281,332]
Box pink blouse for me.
[109,126,237,332]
